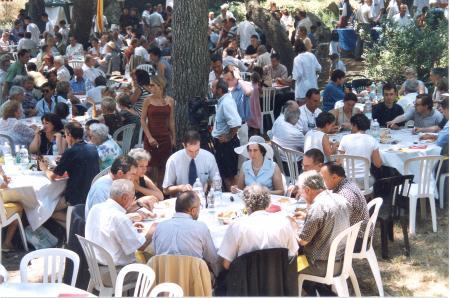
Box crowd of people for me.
[0,1,448,295]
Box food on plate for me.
[266,204,281,213]
[217,210,237,219]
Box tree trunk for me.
[172,0,209,148]
[246,1,294,74]
[26,0,46,31]
[71,0,95,46]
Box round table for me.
[0,283,96,297]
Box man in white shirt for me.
[237,12,257,53]
[134,38,150,62]
[213,3,235,26]
[17,32,37,55]
[41,13,54,36]
[24,16,40,45]
[54,56,71,82]
[292,41,322,103]
[65,36,84,58]
[280,9,294,34]
[392,4,413,27]
[371,0,385,21]
[223,48,248,72]
[85,179,154,266]
[218,184,298,269]
[163,130,219,196]
[358,0,374,23]
[298,88,322,134]
[272,100,305,152]
[148,10,165,37]
[83,55,105,90]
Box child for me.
[329,53,347,76]
[329,30,341,56]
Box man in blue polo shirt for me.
[322,69,346,112]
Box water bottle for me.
[15,145,20,164]
[19,145,29,166]
[376,82,383,99]
[3,142,12,165]
[364,97,372,120]
[212,172,223,205]
[207,190,215,209]
[192,178,206,208]
[52,141,58,156]
[369,82,376,100]
[370,119,380,139]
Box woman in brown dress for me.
[141,75,175,188]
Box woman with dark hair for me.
[130,68,152,116]
[29,113,66,155]
[45,70,58,86]
[330,92,361,130]
[329,30,340,56]
[304,112,339,161]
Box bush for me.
[364,13,448,84]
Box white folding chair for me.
[438,172,448,209]
[404,155,444,235]
[353,197,384,296]
[299,221,362,297]
[0,192,28,263]
[20,248,80,286]
[150,282,184,297]
[136,126,144,148]
[76,235,134,296]
[91,166,111,186]
[65,206,74,245]
[69,60,84,69]
[272,140,303,184]
[115,264,156,297]
[113,123,136,154]
[331,154,372,196]
[260,87,276,134]
[0,133,16,155]
[136,64,157,77]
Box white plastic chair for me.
[0,134,16,155]
[150,282,184,297]
[298,221,362,297]
[267,129,273,140]
[331,154,372,196]
[0,193,28,263]
[76,235,134,296]
[353,197,384,296]
[136,64,157,77]
[65,205,74,245]
[91,166,111,186]
[115,264,156,297]
[136,126,144,148]
[271,140,303,184]
[404,155,444,235]
[113,123,136,154]
[69,60,84,69]
[20,248,80,286]
[260,87,276,134]
[438,172,448,209]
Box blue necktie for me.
[188,159,197,185]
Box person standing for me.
[24,16,40,45]
[141,75,175,188]
[2,49,30,99]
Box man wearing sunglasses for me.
[35,82,68,116]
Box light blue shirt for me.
[36,96,68,116]
[231,83,251,121]
[85,175,112,218]
[212,92,242,138]
[152,212,221,276]
[243,158,276,190]
[437,121,448,148]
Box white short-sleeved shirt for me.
[26,23,40,44]
[304,129,325,155]
[45,21,54,36]
[237,20,257,51]
[162,149,219,189]
[85,174,113,218]
[86,86,106,104]
[272,115,305,153]
[338,133,379,178]
[218,210,299,262]
[134,46,150,62]
[297,105,322,134]
[57,66,71,82]
[292,52,322,99]
[66,43,84,58]
[392,14,413,27]
[85,199,146,266]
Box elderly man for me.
[0,86,25,118]
[292,40,321,104]
[213,3,235,26]
[420,97,449,148]
[397,79,420,111]
[65,36,84,58]
[322,69,346,112]
[163,130,219,196]
[298,88,322,134]
[86,179,154,266]
[54,56,71,82]
[2,49,30,99]
[211,78,241,191]
[372,83,405,127]
[320,162,370,251]
[218,184,298,269]
[387,94,443,128]
[0,31,11,54]
[295,171,350,296]
[70,68,86,95]
[272,100,304,152]
[0,55,11,103]
[392,4,413,27]
[153,191,221,275]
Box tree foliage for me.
[364,14,448,84]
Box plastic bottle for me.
[15,145,20,164]
[371,119,380,139]
[376,82,383,99]
[364,98,372,120]
[192,178,206,208]
[52,141,58,156]
[369,82,376,100]
[19,145,29,165]
[212,172,222,205]
[207,190,215,209]
[3,142,12,165]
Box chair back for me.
[270,140,286,176]
[20,248,80,286]
[359,197,383,254]
[271,140,303,183]
[129,55,144,72]
[373,175,414,215]
[91,166,111,186]
[267,129,273,140]
[136,126,144,148]
[115,263,156,297]
[404,155,444,198]
[261,87,276,114]
[331,154,371,195]
[113,123,136,154]
[325,221,362,281]
[76,235,117,290]
[69,60,84,69]
[136,64,157,77]
[0,134,15,155]
[148,255,212,296]
[150,282,184,297]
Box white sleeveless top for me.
[304,129,325,154]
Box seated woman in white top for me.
[231,136,284,195]
[304,112,339,161]
[338,114,383,183]
[330,93,361,130]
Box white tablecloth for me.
[0,283,96,297]
[1,165,67,230]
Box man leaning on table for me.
[294,171,350,296]
[152,191,221,276]
[372,83,405,128]
[162,130,219,196]
[86,179,155,266]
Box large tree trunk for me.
[71,0,95,46]
[172,0,209,148]
[26,0,46,31]
[246,1,294,74]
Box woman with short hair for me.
[29,113,66,155]
[0,100,34,146]
[88,123,122,170]
[128,148,163,201]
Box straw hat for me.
[106,41,116,49]
[234,135,274,160]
